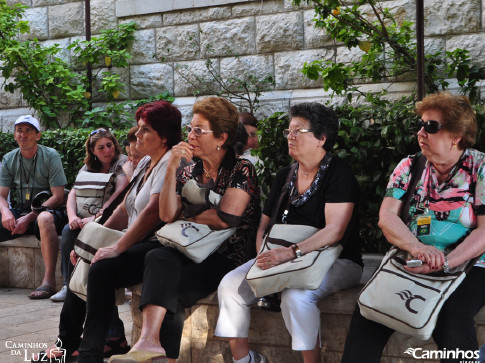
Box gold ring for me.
[267,261,270,267]
[181,149,186,154]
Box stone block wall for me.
[1,0,485,127]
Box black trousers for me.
[59,240,160,363]
[137,247,237,359]
[73,241,236,362]
[341,266,485,363]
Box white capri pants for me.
[215,257,363,351]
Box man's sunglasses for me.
[417,120,443,134]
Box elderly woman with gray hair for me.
[215,102,363,363]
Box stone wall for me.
[1,0,484,128]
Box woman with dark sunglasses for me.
[342,92,485,363]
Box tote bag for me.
[156,220,235,263]
[74,171,116,218]
[357,247,475,340]
[246,224,343,297]
[69,222,125,304]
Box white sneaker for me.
[50,285,67,302]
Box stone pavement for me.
[0,287,132,363]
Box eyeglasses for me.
[186,125,213,137]
[283,128,313,138]
[417,120,443,134]
[90,128,107,136]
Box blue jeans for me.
[479,344,485,363]
[60,224,80,285]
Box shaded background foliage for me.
[254,101,485,253]
[1,0,485,254]
[0,128,131,188]
[0,102,483,253]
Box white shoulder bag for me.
[69,222,125,305]
[246,224,342,297]
[246,163,342,297]
[156,179,236,263]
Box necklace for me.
[299,167,313,176]
[19,151,38,204]
[203,167,213,178]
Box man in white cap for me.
[0,115,68,299]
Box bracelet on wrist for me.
[443,256,450,273]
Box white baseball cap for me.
[14,115,40,132]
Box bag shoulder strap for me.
[266,163,298,233]
[97,169,143,225]
[400,154,426,225]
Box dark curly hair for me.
[289,102,339,151]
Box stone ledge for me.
[0,235,63,290]
[0,234,40,248]
[128,255,485,362]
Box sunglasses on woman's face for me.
[417,119,443,134]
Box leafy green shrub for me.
[252,112,292,201]
[79,92,175,129]
[0,1,139,129]
[334,97,418,252]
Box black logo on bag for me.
[396,290,426,314]
[83,204,100,215]
[181,223,199,237]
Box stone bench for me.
[128,255,485,362]
[0,235,63,290]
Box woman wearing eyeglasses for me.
[108,96,261,363]
[35,101,182,363]
[214,102,363,363]
[341,92,485,363]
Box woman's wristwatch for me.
[291,244,302,258]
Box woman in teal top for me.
[342,92,485,363]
